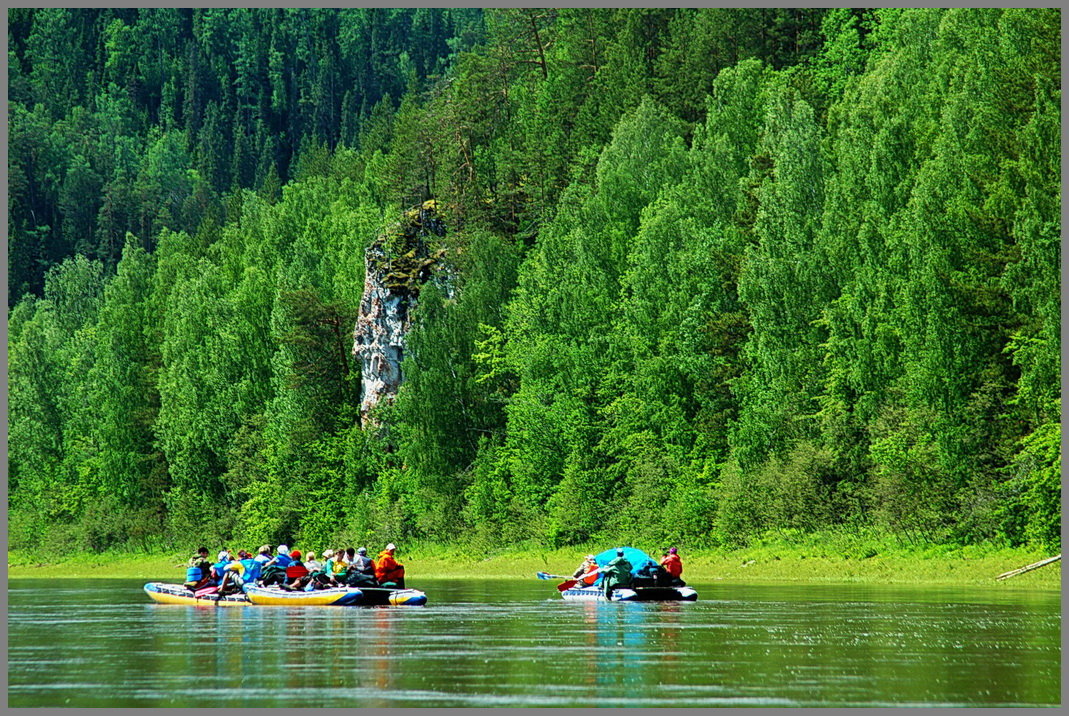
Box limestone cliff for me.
[353,200,447,424]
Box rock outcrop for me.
[353,200,447,424]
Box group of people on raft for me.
[183,543,406,596]
[571,547,685,599]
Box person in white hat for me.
[259,544,293,586]
[374,543,405,588]
[209,549,234,588]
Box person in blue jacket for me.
[210,549,234,587]
[219,550,263,594]
[260,545,293,586]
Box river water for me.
[7,578,1059,707]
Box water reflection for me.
[370,607,394,695]
[572,600,691,698]
[7,579,1060,708]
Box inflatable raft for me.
[244,585,427,606]
[143,582,251,606]
[559,584,698,602]
[554,547,699,602]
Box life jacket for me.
[274,553,293,569]
[185,556,210,584]
[285,561,309,580]
[239,558,261,584]
[211,560,231,585]
[577,564,599,586]
[327,558,347,576]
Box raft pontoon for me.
[243,584,428,607]
[559,584,698,601]
[144,582,427,607]
[143,582,251,606]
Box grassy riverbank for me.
[7,536,1060,590]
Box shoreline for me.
[7,544,1061,590]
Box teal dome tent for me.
[591,546,657,585]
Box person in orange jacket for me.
[374,543,406,588]
[571,554,600,587]
[660,547,685,587]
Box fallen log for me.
[996,554,1061,581]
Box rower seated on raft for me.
[632,547,685,587]
[373,543,405,588]
[572,555,599,586]
[659,547,685,587]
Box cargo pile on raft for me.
[539,547,698,602]
[144,543,427,607]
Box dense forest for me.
[8,8,1060,555]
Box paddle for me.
[536,572,601,592]
[535,571,584,591]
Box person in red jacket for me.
[374,543,406,588]
[660,547,685,587]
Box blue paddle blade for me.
[536,572,553,580]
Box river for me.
[7,578,1059,707]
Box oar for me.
[535,571,584,591]
[536,570,600,591]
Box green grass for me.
[7,532,1061,589]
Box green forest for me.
[8,8,1061,556]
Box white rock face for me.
[352,201,446,425]
[353,241,410,423]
